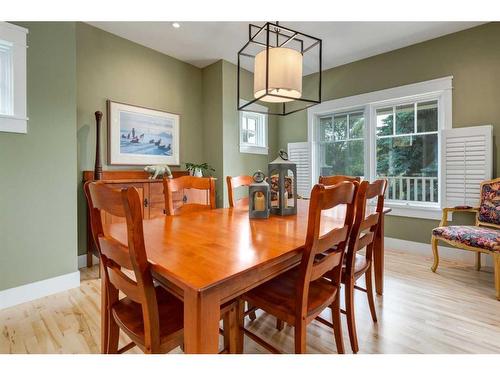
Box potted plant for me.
[185,162,215,177]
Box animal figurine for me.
[144,164,172,180]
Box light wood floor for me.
[1,249,499,354]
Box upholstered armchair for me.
[431,178,500,300]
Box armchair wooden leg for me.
[475,252,481,271]
[431,236,439,272]
[494,253,500,301]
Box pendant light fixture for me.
[238,22,322,116]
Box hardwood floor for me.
[1,249,499,354]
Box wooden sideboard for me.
[83,170,193,267]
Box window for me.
[240,110,268,155]
[0,22,28,134]
[318,110,365,177]
[308,77,453,219]
[376,100,439,205]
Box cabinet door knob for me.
[144,198,149,207]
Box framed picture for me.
[107,100,180,166]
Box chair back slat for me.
[107,266,144,304]
[227,175,253,208]
[99,237,134,270]
[163,176,216,216]
[319,175,361,186]
[345,179,387,275]
[85,181,161,350]
[315,226,349,255]
[310,251,344,282]
[296,181,358,318]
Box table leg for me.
[183,288,221,353]
[374,213,385,295]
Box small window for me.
[0,22,28,134]
[240,111,268,155]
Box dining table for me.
[106,199,391,354]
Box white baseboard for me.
[77,254,99,269]
[385,237,493,267]
[0,271,80,310]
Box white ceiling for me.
[87,22,484,70]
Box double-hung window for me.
[375,100,439,206]
[308,77,453,219]
[240,109,268,155]
[0,22,28,134]
[318,110,365,177]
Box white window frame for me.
[0,22,28,134]
[307,76,453,220]
[239,102,268,155]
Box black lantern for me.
[237,22,322,116]
[249,170,270,219]
[268,150,297,216]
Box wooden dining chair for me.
[163,176,216,216]
[85,181,237,354]
[319,175,361,186]
[226,175,253,208]
[238,181,359,354]
[320,179,387,353]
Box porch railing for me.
[385,176,438,203]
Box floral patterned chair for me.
[431,178,500,300]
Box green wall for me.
[278,22,500,243]
[0,22,77,291]
[76,23,204,255]
[221,60,279,205]
[201,60,224,206]
[201,60,279,207]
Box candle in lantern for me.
[254,192,266,211]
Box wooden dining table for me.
[106,199,390,354]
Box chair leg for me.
[431,236,439,272]
[345,279,359,354]
[276,319,284,331]
[222,304,238,354]
[236,300,246,353]
[100,263,108,354]
[248,302,257,321]
[494,253,500,301]
[365,267,377,323]
[105,284,119,354]
[476,252,481,271]
[331,292,345,354]
[294,321,307,354]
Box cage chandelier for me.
[237,21,322,116]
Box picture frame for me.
[107,100,180,166]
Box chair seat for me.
[243,268,339,326]
[432,225,500,252]
[111,286,184,352]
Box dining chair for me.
[319,175,361,185]
[85,181,237,354]
[238,181,359,354]
[226,175,253,208]
[163,175,216,216]
[319,179,387,353]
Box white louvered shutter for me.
[441,125,493,207]
[288,142,312,199]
